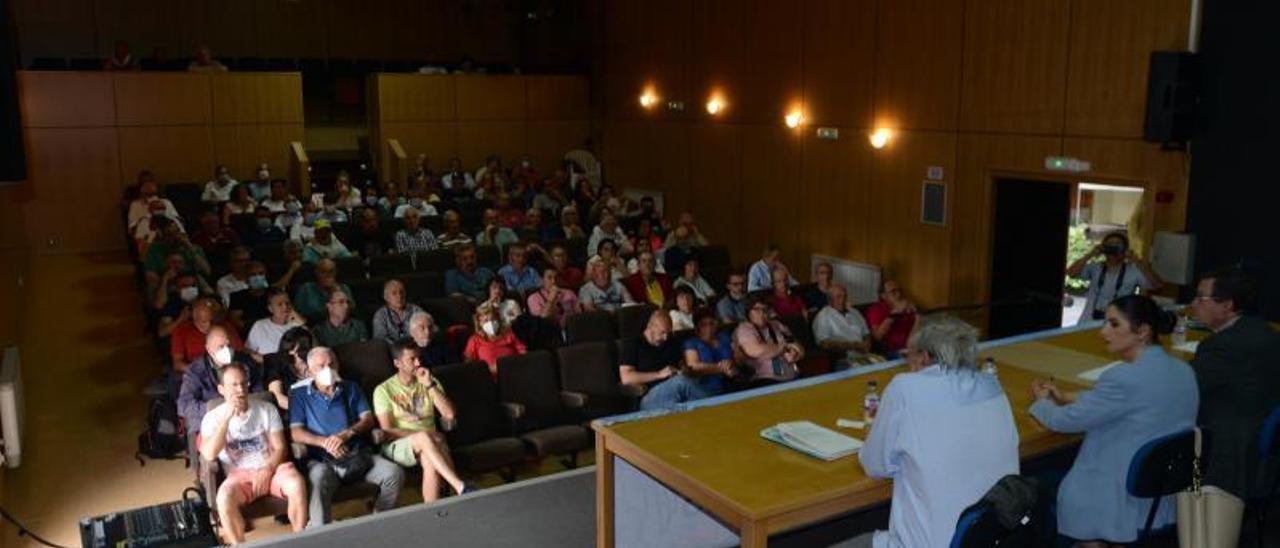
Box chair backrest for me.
[334,256,366,281]
[402,271,444,304]
[369,253,415,277]
[496,351,566,432]
[1259,406,1280,457]
[422,296,475,328]
[700,244,732,269]
[556,341,621,396]
[948,474,1041,548]
[416,248,456,274]
[432,361,511,446]
[615,304,656,341]
[778,314,816,350]
[1126,429,1199,498]
[512,315,564,352]
[333,339,394,398]
[566,309,618,345]
[475,245,502,269]
[949,503,1001,548]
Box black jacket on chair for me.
[1191,315,1280,499]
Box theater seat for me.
[368,253,414,277]
[566,310,617,344]
[432,361,527,480]
[496,351,590,467]
[556,342,636,418]
[333,339,394,398]
[614,304,656,340]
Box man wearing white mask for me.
[246,163,273,202]
[290,347,404,528]
[178,325,262,439]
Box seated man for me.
[577,261,634,312]
[312,289,369,348]
[154,271,200,339]
[408,311,460,367]
[373,341,469,502]
[549,245,584,290]
[587,212,632,257]
[144,216,212,288]
[474,208,519,253]
[619,312,710,410]
[302,220,353,263]
[865,279,917,358]
[394,207,437,254]
[441,157,477,196]
[245,288,306,362]
[437,210,473,249]
[227,261,272,333]
[292,259,354,322]
[178,325,261,438]
[622,250,673,308]
[372,279,424,343]
[716,274,749,324]
[216,246,253,306]
[246,163,273,202]
[497,243,541,294]
[199,361,307,544]
[191,211,241,268]
[834,315,1018,548]
[262,179,300,213]
[444,244,496,302]
[393,190,438,219]
[172,298,244,373]
[290,347,404,527]
[127,171,181,237]
[244,206,288,247]
[188,45,229,72]
[812,284,875,366]
[747,244,795,293]
[349,207,388,259]
[202,164,239,203]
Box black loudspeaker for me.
[1143,51,1198,145]
[0,0,25,184]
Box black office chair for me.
[1251,406,1280,547]
[947,475,1041,548]
[1126,429,1200,544]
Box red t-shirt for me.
[556,266,585,290]
[865,301,916,354]
[463,332,527,378]
[770,293,807,318]
[170,320,245,367]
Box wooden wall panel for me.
[1062,137,1188,233]
[1065,0,1191,138]
[526,76,591,120]
[456,76,527,121]
[736,0,802,126]
[739,126,803,270]
[799,134,874,267]
[176,0,257,58]
[18,72,116,128]
[457,122,527,170]
[211,73,304,124]
[92,0,183,63]
[689,0,744,125]
[803,0,876,129]
[382,123,460,170]
[21,128,122,251]
[213,124,306,179]
[875,0,965,131]
[525,122,592,177]
[252,0,329,59]
[604,1,648,49]
[13,0,96,59]
[321,0,392,60]
[601,122,649,191]
[959,0,1071,134]
[375,75,457,122]
[602,47,649,122]
[688,124,742,255]
[647,123,692,217]
[118,126,215,184]
[647,0,692,123]
[114,73,213,126]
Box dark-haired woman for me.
[265,326,314,410]
[1029,295,1198,546]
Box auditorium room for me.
[1,0,1278,547]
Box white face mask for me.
[314,366,336,388]
[213,346,233,366]
[482,320,498,337]
[179,286,199,302]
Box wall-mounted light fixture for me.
[784,109,805,129]
[706,94,725,115]
[869,128,893,149]
[639,87,659,109]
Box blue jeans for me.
[640,375,712,411]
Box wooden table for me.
[592,325,1206,547]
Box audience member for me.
[812,285,874,366]
[1188,268,1280,514]
[289,202,319,243]
[372,279,424,343]
[317,193,349,225]
[587,212,632,257]
[768,267,808,319]
[154,272,199,338]
[632,218,664,257]
[559,206,587,240]
[265,327,313,409]
[191,211,242,268]
[331,174,363,210]
[199,361,307,544]
[587,239,628,282]
[619,312,709,410]
[293,259,354,322]
[244,206,287,247]
[245,289,306,360]
[373,341,469,502]
[494,194,525,228]
[497,243,540,293]
[394,191,438,219]
[127,172,181,235]
[668,286,697,331]
[178,325,260,437]
[578,261,634,312]
[171,298,244,373]
[475,208,519,252]
[188,45,228,72]
[216,247,253,306]
[311,290,368,349]
[517,208,560,242]
[474,155,507,187]
[463,303,527,378]
[378,184,405,215]
[549,245,584,290]
[276,241,309,289]
[1066,232,1164,324]
[532,177,568,217]
[671,257,715,304]
[262,180,299,213]
[836,315,1019,548]
[803,262,835,313]
[480,278,522,326]
[623,250,674,308]
[444,244,496,302]
[716,274,749,324]
[394,207,438,254]
[203,165,239,203]
[747,244,795,293]
[1029,295,1196,545]
[246,163,273,202]
[408,311,459,368]
[527,268,580,327]
[441,158,477,197]
[144,216,211,285]
[866,280,917,358]
[223,185,257,225]
[734,296,802,384]
[681,309,739,397]
[302,220,353,263]
[348,207,388,259]
[410,154,436,188]
[437,210,473,249]
[290,347,404,528]
[102,40,140,71]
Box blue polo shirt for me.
[497,264,541,293]
[288,379,372,461]
[444,267,495,300]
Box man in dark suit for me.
[1190,268,1280,504]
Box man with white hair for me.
[290,347,404,528]
[834,315,1019,548]
[408,311,459,367]
[812,284,874,366]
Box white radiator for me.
[0,346,23,468]
[811,254,882,306]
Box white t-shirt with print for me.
[199,399,282,471]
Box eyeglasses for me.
[1193,295,1219,303]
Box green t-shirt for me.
[144,240,207,275]
[372,374,441,433]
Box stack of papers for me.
[1077,361,1124,382]
[760,421,863,461]
[1173,340,1199,353]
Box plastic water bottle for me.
[983,357,998,376]
[1172,314,1188,348]
[863,381,880,424]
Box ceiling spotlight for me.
[785,110,804,129]
[869,128,893,149]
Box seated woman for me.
[480,277,522,326]
[221,184,257,227]
[264,326,313,410]
[586,238,629,282]
[408,311,460,368]
[672,257,716,304]
[527,267,580,327]
[802,261,834,314]
[682,309,739,397]
[768,267,808,319]
[463,302,527,379]
[734,296,803,384]
[668,286,697,332]
[1029,295,1197,546]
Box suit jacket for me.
[1192,315,1280,499]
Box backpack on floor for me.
[136,396,187,466]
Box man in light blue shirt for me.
[496,243,541,293]
[746,244,796,293]
[836,315,1019,548]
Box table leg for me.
[596,433,615,548]
[739,520,768,548]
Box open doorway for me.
[1062,183,1146,326]
[989,178,1072,339]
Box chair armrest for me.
[618,384,647,398]
[501,402,526,420]
[561,391,589,408]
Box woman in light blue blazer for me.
[1030,295,1198,546]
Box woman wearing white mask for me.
[462,302,526,380]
